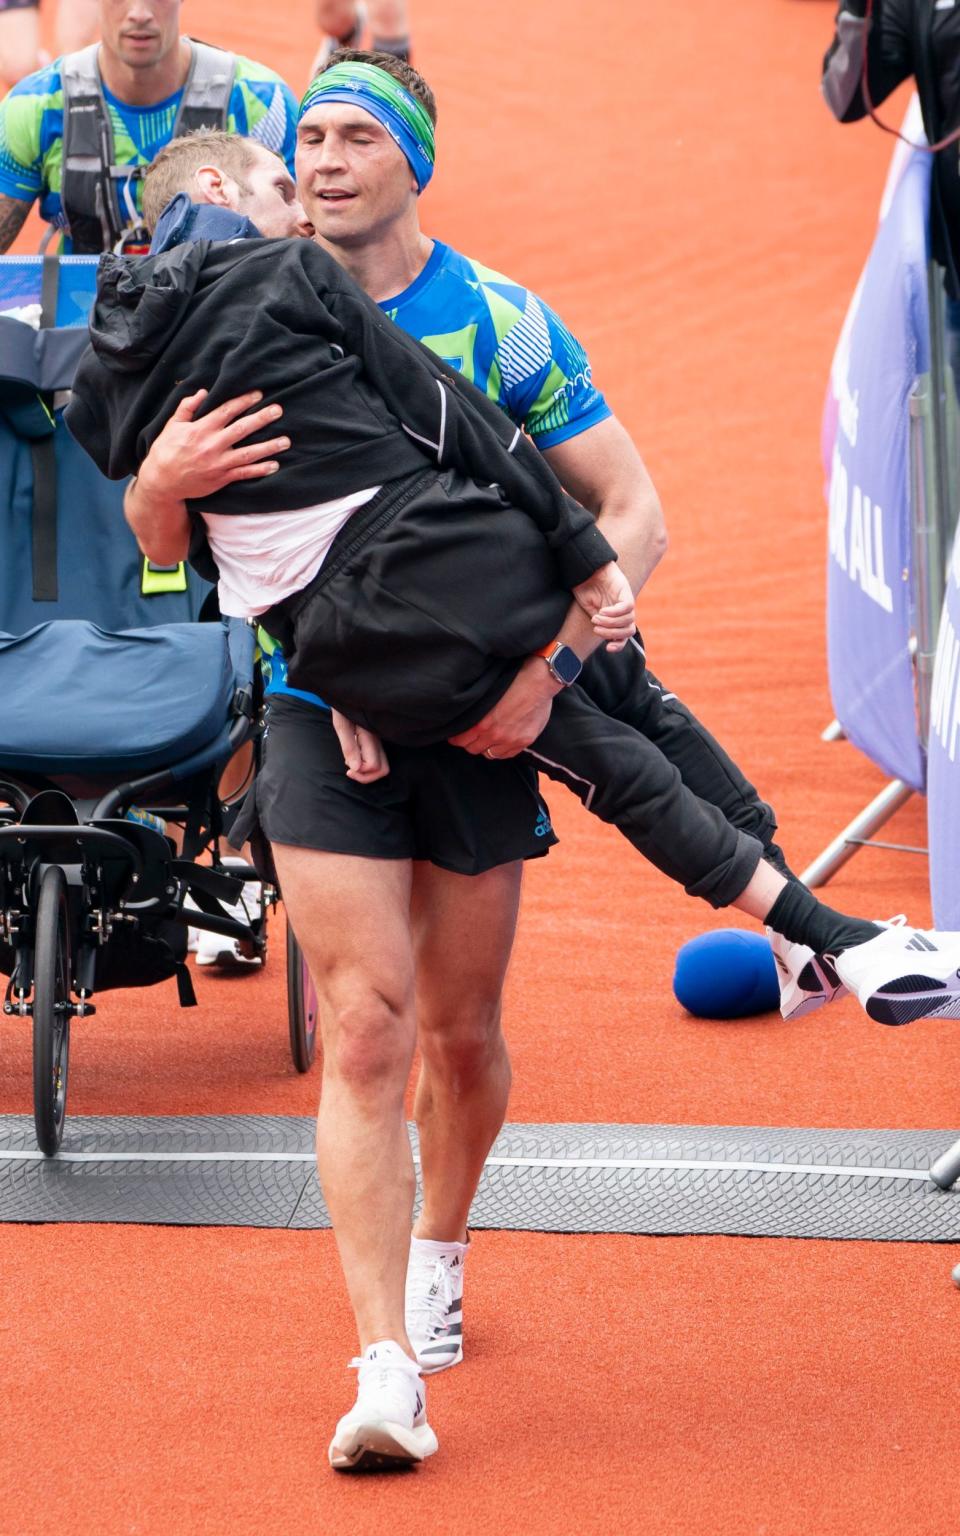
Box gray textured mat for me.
[1,1116,959,1241]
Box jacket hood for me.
[150,192,262,254]
[86,196,263,374]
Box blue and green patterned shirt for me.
[382,239,610,449]
[0,49,298,247]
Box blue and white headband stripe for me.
[299,61,436,193]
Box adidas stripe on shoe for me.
[405,1235,466,1374]
[834,923,960,1026]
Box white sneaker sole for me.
[195,944,261,969]
[328,1419,438,1471]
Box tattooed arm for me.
[0,194,33,253]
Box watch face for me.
[552,644,582,685]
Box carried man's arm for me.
[448,417,667,758]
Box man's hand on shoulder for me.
[448,657,561,759]
[140,388,291,502]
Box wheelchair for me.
[0,254,319,1155]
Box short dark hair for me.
[321,47,438,127]
[142,129,268,233]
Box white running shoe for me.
[834,923,960,1025]
[767,916,907,1021]
[405,1236,467,1374]
[195,857,263,969]
[767,928,849,1020]
[328,1340,437,1472]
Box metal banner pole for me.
[927,264,959,565]
[909,368,943,745]
[800,779,913,888]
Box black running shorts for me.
[252,694,557,875]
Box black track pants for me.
[529,684,764,909]
[568,636,796,881]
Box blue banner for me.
[822,142,931,792]
[0,255,99,327]
[928,528,960,926]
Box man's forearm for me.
[0,194,33,254]
[123,474,192,565]
[543,417,667,617]
[595,484,667,598]
[554,486,662,649]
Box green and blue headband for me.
[298,61,436,193]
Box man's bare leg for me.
[732,859,786,921]
[272,842,417,1354]
[410,860,521,1243]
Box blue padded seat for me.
[0,621,236,775]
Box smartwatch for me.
[535,640,583,687]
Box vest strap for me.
[60,40,236,254]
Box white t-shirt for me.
[202,487,380,617]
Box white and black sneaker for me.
[195,857,263,969]
[767,928,849,1020]
[834,924,960,1025]
[767,917,906,1021]
[328,1340,437,1472]
[405,1236,466,1374]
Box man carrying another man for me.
[72,81,960,1471]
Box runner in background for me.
[0,0,99,90]
[0,0,298,253]
[311,0,410,76]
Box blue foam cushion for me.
[673,929,780,1020]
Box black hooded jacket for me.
[65,213,615,589]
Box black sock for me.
[766,882,882,956]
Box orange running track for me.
[2,2,960,1532]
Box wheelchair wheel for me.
[286,924,318,1073]
[32,865,71,1156]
